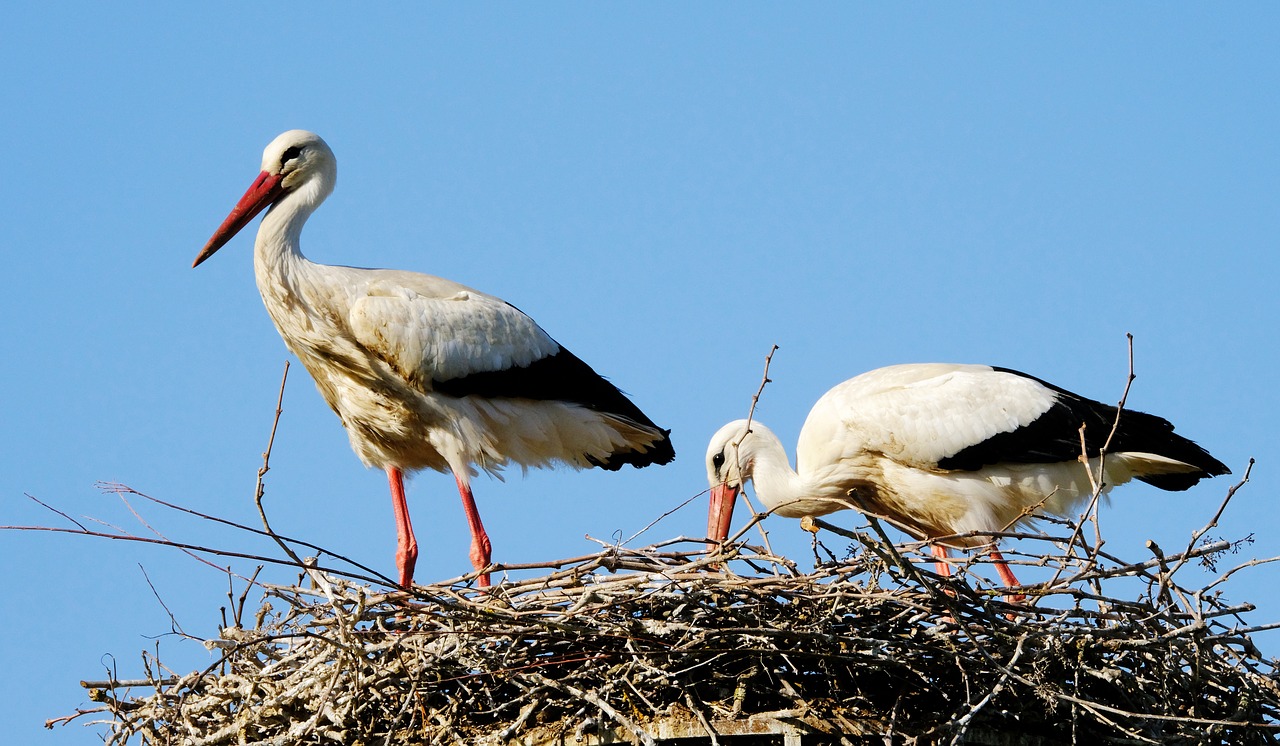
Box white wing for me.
[347,270,560,386]
[799,363,1058,471]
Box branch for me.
[253,362,310,575]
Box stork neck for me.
[254,191,316,272]
[742,433,809,512]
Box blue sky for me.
[3,5,1277,742]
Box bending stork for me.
[705,363,1227,592]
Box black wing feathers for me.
[432,346,674,470]
[937,367,1228,490]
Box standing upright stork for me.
[194,130,674,588]
[705,363,1228,592]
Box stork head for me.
[705,419,776,544]
[193,130,337,267]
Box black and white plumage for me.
[194,130,674,588]
[706,363,1228,589]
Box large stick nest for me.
[76,500,1280,746]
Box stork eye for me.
[712,452,726,470]
[280,146,303,167]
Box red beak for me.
[707,482,740,549]
[192,171,285,268]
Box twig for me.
[252,362,311,577]
[622,490,707,547]
[1168,458,1255,578]
[736,345,781,559]
[743,344,779,432]
[95,482,388,583]
[137,564,185,637]
[1047,336,1137,591]
[0,524,389,585]
[80,679,178,689]
[23,493,89,532]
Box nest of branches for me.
[69,474,1280,746]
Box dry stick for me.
[111,489,232,577]
[622,490,707,547]
[288,653,347,744]
[1170,459,1254,579]
[23,492,90,532]
[845,509,967,618]
[955,520,1279,734]
[683,690,721,746]
[96,482,389,584]
[949,635,1028,745]
[11,495,221,574]
[44,708,108,730]
[137,564,185,637]
[945,491,1065,598]
[805,516,900,574]
[497,697,544,741]
[1200,552,1280,600]
[80,678,178,689]
[728,344,781,562]
[233,565,264,628]
[529,673,658,746]
[1087,334,1137,566]
[805,495,971,608]
[1086,333,1138,563]
[1145,540,1175,611]
[743,344,779,432]
[1151,462,1257,623]
[1045,336,1137,593]
[717,510,801,577]
[466,551,626,583]
[0,523,387,584]
[808,517,942,600]
[1050,685,1280,731]
[1052,536,1231,588]
[253,362,314,581]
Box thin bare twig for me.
[732,345,781,560]
[253,362,308,574]
[95,482,387,582]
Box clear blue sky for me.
[3,5,1277,742]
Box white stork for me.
[194,130,674,588]
[705,363,1228,591]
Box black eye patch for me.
[712,452,726,469]
[281,146,303,166]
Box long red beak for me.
[707,482,740,548]
[192,171,285,268]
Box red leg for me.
[931,544,952,577]
[930,544,958,623]
[990,548,1026,604]
[454,473,493,587]
[387,467,418,588]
